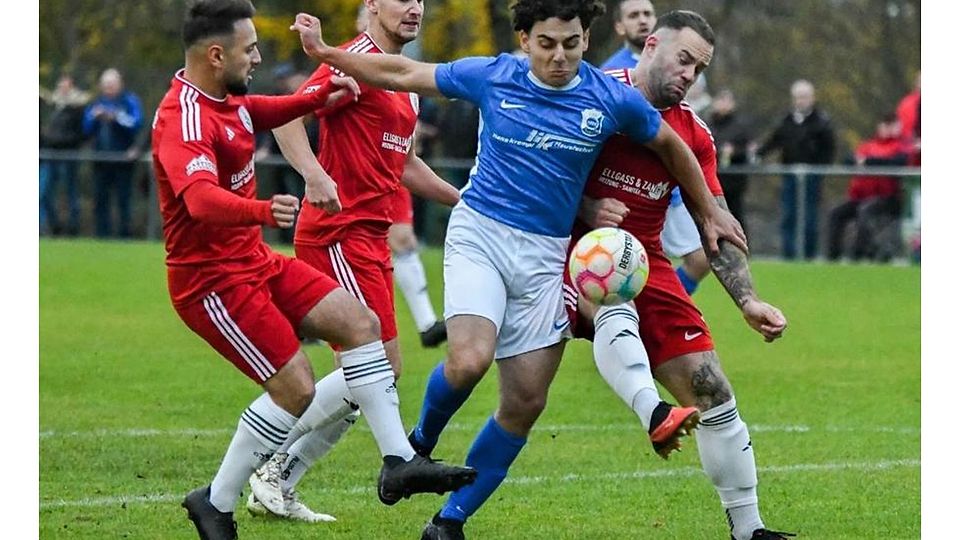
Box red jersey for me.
[152,71,333,306]
[576,69,723,254]
[294,33,420,246]
[847,136,910,201]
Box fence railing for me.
[39,150,921,260]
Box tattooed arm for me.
[700,196,788,342]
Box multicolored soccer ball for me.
[568,227,650,306]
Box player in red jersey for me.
[564,11,793,540]
[244,0,461,522]
[159,3,475,538]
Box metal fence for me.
[38,150,921,261]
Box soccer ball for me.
[568,227,649,306]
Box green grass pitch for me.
[40,239,920,539]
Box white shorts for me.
[443,202,571,360]
[661,198,702,258]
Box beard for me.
[225,74,250,96]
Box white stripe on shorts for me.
[202,292,275,381]
[328,243,368,306]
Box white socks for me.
[340,341,415,460]
[209,393,297,512]
[393,250,438,332]
[280,409,361,492]
[592,304,661,430]
[276,369,356,454]
[697,399,764,540]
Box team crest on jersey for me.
[237,106,254,133]
[225,126,236,141]
[645,181,672,201]
[580,108,605,137]
[186,154,217,177]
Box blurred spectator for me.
[826,113,909,262]
[83,68,143,238]
[896,70,920,165]
[600,0,656,69]
[707,89,753,237]
[437,99,479,190]
[40,73,89,236]
[757,79,836,260]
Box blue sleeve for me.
[617,88,661,144]
[118,93,143,132]
[82,101,99,136]
[434,56,501,104]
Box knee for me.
[444,349,491,390]
[498,391,548,431]
[341,307,382,348]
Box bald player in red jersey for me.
[563,11,794,540]
[246,0,460,523]
[157,3,475,539]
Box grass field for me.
[39,239,921,539]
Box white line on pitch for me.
[38,423,918,439]
[40,459,918,510]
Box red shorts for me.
[174,256,339,383]
[389,186,414,225]
[564,249,714,369]
[295,232,397,348]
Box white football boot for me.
[248,452,288,516]
[246,491,336,523]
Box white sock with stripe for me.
[281,409,361,492]
[696,398,764,540]
[393,249,438,332]
[592,304,661,430]
[276,368,357,454]
[340,341,415,460]
[209,393,297,513]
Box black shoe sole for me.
[379,467,478,506]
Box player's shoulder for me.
[673,100,714,140]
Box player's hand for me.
[579,196,629,228]
[304,169,341,214]
[700,206,748,256]
[290,13,328,59]
[741,299,787,342]
[326,75,361,106]
[270,194,300,229]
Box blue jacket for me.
[83,91,143,152]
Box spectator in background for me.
[83,68,143,238]
[707,88,753,236]
[40,73,90,236]
[600,0,656,70]
[436,99,479,190]
[757,79,836,260]
[896,70,920,165]
[827,113,909,262]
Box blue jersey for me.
[434,54,661,237]
[600,46,642,70]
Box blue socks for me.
[440,416,527,522]
[412,362,472,450]
[676,265,699,295]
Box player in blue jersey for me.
[602,0,712,296]
[290,2,746,537]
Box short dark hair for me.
[652,10,715,46]
[511,0,606,33]
[182,0,256,48]
[616,0,654,22]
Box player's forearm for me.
[315,47,441,97]
[245,88,331,132]
[401,156,460,207]
[272,120,323,179]
[182,182,276,227]
[706,196,758,309]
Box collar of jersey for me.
[175,69,227,103]
[526,70,583,92]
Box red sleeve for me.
[297,64,363,118]
[155,112,220,198]
[242,85,335,132]
[692,116,723,196]
[181,181,277,227]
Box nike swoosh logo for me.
[553,320,570,331]
[684,331,703,341]
[500,99,526,109]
